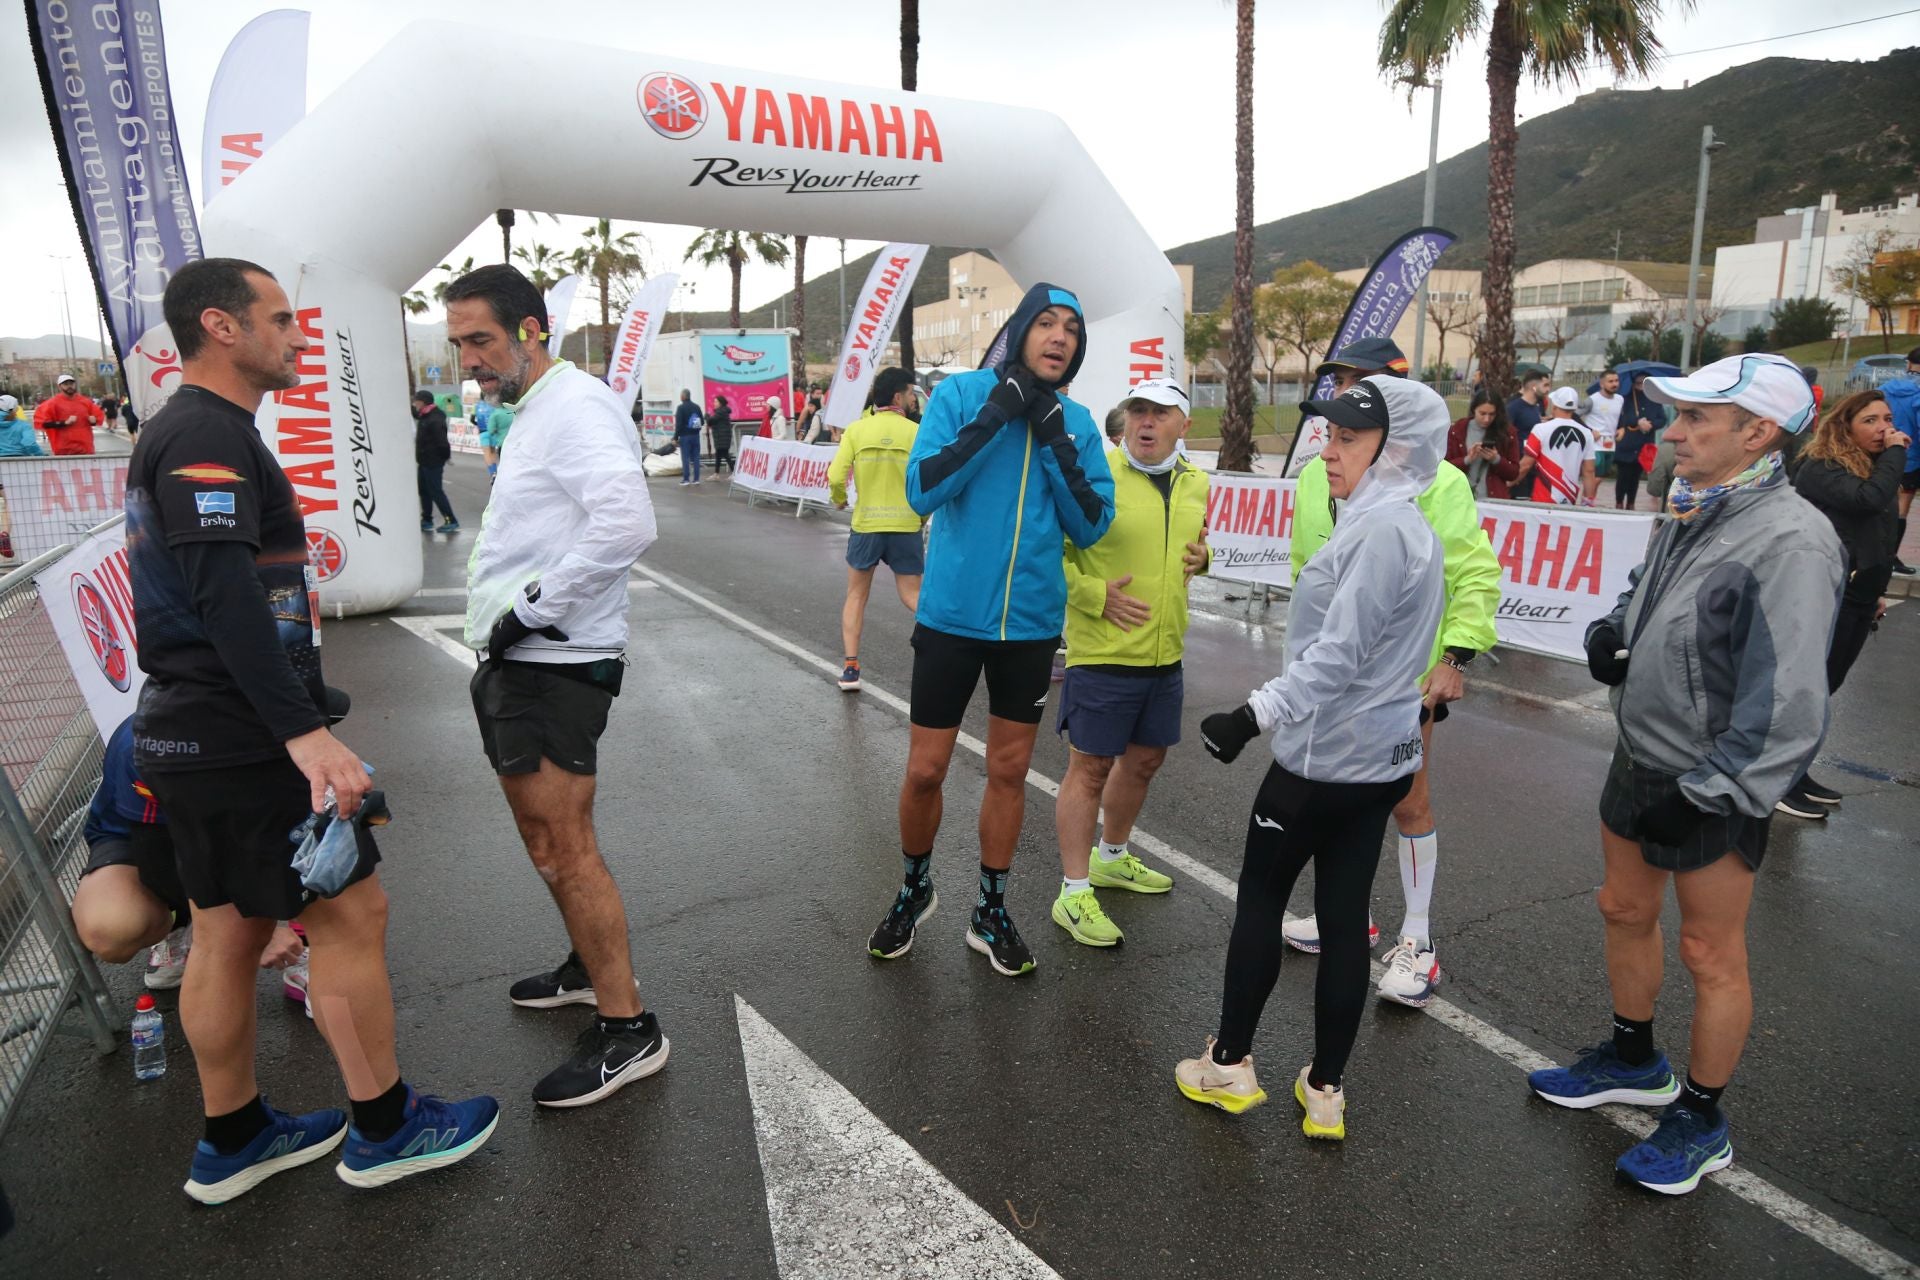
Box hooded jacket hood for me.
[984,281,1087,387]
[1341,375,1448,518]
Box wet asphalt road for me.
[3,459,1916,1278]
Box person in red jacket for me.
[33,374,103,455]
[1443,391,1521,499]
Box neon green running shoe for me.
[1051,885,1123,947]
[1087,848,1173,894]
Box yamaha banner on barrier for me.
[201,9,311,202]
[26,1,203,416]
[0,455,131,562]
[34,520,143,743]
[1282,226,1455,478]
[732,436,844,506]
[606,274,680,414]
[823,244,927,428]
[1203,472,1298,586]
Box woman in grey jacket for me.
[1175,375,1447,1140]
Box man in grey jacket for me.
[1527,353,1844,1196]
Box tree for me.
[1378,0,1691,401]
[433,254,477,305]
[513,241,569,293]
[400,288,431,395]
[1742,323,1771,353]
[1831,229,1920,351]
[573,218,649,357]
[1427,290,1482,377]
[792,235,808,369]
[1185,307,1226,375]
[1686,301,1726,367]
[684,229,790,327]
[1516,312,1591,377]
[1257,262,1348,397]
[897,0,920,376]
[1218,0,1257,473]
[1769,296,1845,349]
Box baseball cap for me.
[1546,386,1580,411]
[1642,353,1817,435]
[1301,377,1392,434]
[411,389,436,404]
[0,395,16,414]
[1314,337,1408,381]
[56,372,76,384]
[1123,377,1190,412]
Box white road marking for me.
[734,997,1060,1280]
[386,564,1915,1280]
[391,614,477,665]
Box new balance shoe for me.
[1051,885,1123,947]
[1798,776,1842,806]
[867,883,937,959]
[183,1102,346,1204]
[1294,1066,1346,1140]
[336,1086,499,1188]
[1615,1102,1733,1195]
[1528,1043,1682,1109]
[146,924,191,990]
[436,520,460,533]
[1376,938,1441,1008]
[1773,790,1827,820]
[532,1013,670,1109]
[1174,1039,1267,1114]
[509,951,597,1008]
[282,958,313,1019]
[837,662,862,692]
[1279,913,1379,956]
[1087,848,1173,894]
[966,906,1036,977]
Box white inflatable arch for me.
[201,21,1185,613]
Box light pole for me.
[1680,125,1726,370]
[838,238,848,336]
[1406,78,1443,383]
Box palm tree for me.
[684,230,791,327]
[513,241,569,293]
[1377,0,1686,399]
[792,234,808,368]
[896,0,920,376]
[1217,0,1257,473]
[400,288,431,395]
[573,218,649,363]
[432,255,477,305]
[496,208,556,263]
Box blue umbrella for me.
[1611,360,1681,431]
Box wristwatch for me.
[1440,648,1475,671]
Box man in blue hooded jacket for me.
[866,283,1115,977]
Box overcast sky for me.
[1,0,1909,341]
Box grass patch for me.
[1767,333,1917,376]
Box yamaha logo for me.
[844,353,862,381]
[72,574,131,691]
[638,72,708,139]
[306,528,347,582]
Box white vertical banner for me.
[33,521,144,742]
[822,244,927,428]
[545,274,584,358]
[200,9,311,202]
[604,273,681,413]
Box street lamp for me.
[1398,76,1443,383]
[1680,125,1727,369]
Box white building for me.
[1510,258,1703,380]
[1710,192,1920,336]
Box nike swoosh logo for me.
[1254,816,1285,830]
[601,1051,641,1085]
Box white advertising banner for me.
[732,436,843,505]
[1284,415,1330,478]
[605,273,681,413]
[1203,472,1299,586]
[823,244,927,428]
[545,274,584,359]
[201,9,311,202]
[33,521,143,742]
[0,456,131,562]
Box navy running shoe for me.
[1616,1102,1733,1195]
[1528,1042,1682,1110]
[335,1085,500,1189]
[182,1103,346,1204]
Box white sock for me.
[1062,876,1091,895]
[1398,830,1437,948]
[1096,840,1128,862]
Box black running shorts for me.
[470,660,614,776]
[908,623,1058,729]
[1598,744,1769,873]
[80,821,189,921]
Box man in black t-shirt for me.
[128,258,497,1205]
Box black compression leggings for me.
[1215,763,1412,1086]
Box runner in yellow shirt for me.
[828,367,925,691]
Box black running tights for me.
[1214,763,1411,1086]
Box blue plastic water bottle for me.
[131,993,166,1080]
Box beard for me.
[491,345,536,403]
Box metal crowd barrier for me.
[0,455,131,568]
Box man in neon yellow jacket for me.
[1284,339,1500,1008]
[827,367,923,692]
[1053,378,1210,947]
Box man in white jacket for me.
[447,264,668,1110]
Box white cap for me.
[1122,377,1190,412]
[56,372,76,384]
[1643,353,1817,435]
[1547,386,1580,411]
[0,395,16,414]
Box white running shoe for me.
[1279,914,1379,956]
[282,958,313,1019]
[1376,938,1441,1007]
[1294,1066,1346,1140]
[145,924,191,990]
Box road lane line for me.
[392,614,477,665]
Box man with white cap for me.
[1528,353,1844,1196]
[33,373,103,456]
[1524,386,1598,505]
[1050,377,1208,947]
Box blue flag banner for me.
[26,1,204,380]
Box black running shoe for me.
[510,951,596,1009]
[1773,790,1827,820]
[967,906,1036,977]
[532,1013,670,1108]
[1894,558,1916,577]
[867,883,937,959]
[1799,775,1842,806]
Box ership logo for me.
[638,72,707,139]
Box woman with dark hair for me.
[1444,391,1520,499]
[1776,389,1907,817]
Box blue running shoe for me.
[335,1085,499,1189]
[183,1103,346,1205]
[1528,1043,1682,1110]
[1616,1103,1733,1195]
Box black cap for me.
[412,389,436,404]
[1314,336,1408,380]
[1302,378,1391,434]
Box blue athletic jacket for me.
[84,717,164,854]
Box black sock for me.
[351,1077,410,1142]
[1211,1038,1247,1066]
[598,1011,652,1037]
[902,850,931,893]
[1307,1066,1339,1091]
[976,863,1007,913]
[1612,1013,1655,1066]
[204,1095,272,1155]
[1678,1075,1724,1121]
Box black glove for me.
[978,365,1041,430]
[1586,622,1630,686]
[1200,704,1261,764]
[1636,791,1708,846]
[1026,390,1067,446]
[486,606,569,664]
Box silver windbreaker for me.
[1247,377,1447,783]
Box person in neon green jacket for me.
[1283,340,1499,1009]
[1053,379,1210,947]
[827,368,923,692]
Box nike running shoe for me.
[1051,885,1123,947]
[1798,776,1842,806]
[837,661,862,692]
[183,1102,346,1204]
[1376,938,1441,1008]
[867,883,937,959]
[1087,848,1173,894]
[966,906,1036,977]
[146,924,191,990]
[1528,1043,1682,1109]
[282,957,313,1019]
[509,951,597,1008]
[1615,1102,1733,1195]
[1294,1066,1345,1140]
[532,1014,671,1109]
[1774,790,1827,820]
[1174,1039,1267,1114]
[1279,913,1379,956]
[336,1086,499,1188]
